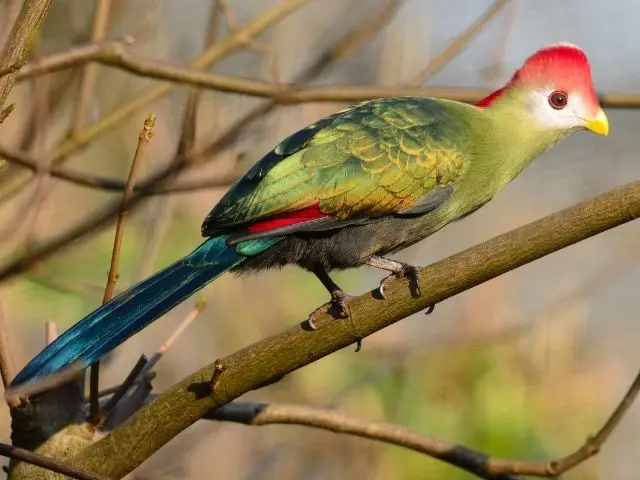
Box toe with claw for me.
[307,290,353,329]
[378,264,422,299]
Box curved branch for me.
[68,181,640,478]
[206,361,640,479]
[207,402,520,480]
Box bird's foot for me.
[378,263,422,299]
[307,290,353,330]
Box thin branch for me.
[0,0,401,286]
[99,355,148,420]
[0,37,134,78]
[70,0,113,136]
[70,181,640,478]
[87,371,155,401]
[0,0,53,119]
[89,113,156,424]
[44,321,57,345]
[101,114,155,303]
[50,0,312,163]
[0,442,108,480]
[206,402,520,480]
[489,366,640,476]
[2,38,636,109]
[410,0,513,85]
[0,304,17,401]
[208,378,640,480]
[142,299,206,376]
[108,299,207,425]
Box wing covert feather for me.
[202,97,474,236]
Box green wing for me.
[202,97,474,236]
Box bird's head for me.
[477,43,608,137]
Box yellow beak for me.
[584,108,609,136]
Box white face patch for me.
[526,89,590,132]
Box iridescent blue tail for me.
[10,236,279,387]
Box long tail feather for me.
[11,236,277,387]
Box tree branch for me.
[410,0,513,85]
[0,442,108,480]
[69,0,113,136]
[206,402,520,480]
[0,0,53,121]
[67,181,640,478]
[50,0,312,163]
[89,114,156,424]
[4,37,639,110]
[0,304,17,407]
[207,371,640,480]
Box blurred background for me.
[0,0,639,478]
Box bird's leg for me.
[308,266,353,329]
[367,256,432,310]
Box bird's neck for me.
[479,94,567,188]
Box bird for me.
[10,43,609,387]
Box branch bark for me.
[5,38,639,110]
[0,0,53,121]
[66,181,640,477]
[207,402,520,480]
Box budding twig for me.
[88,114,156,424]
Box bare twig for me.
[144,299,206,374]
[488,366,640,476]
[410,0,512,85]
[206,402,520,480]
[88,113,156,424]
[0,442,108,480]
[88,371,155,401]
[51,0,312,163]
[0,304,17,395]
[208,377,640,480]
[101,114,155,303]
[0,0,53,119]
[70,0,113,136]
[6,363,85,400]
[108,299,207,425]
[44,321,57,345]
[99,355,148,420]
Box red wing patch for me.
[247,203,330,233]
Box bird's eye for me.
[548,91,568,110]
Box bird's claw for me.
[307,290,352,329]
[378,264,422,299]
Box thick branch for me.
[68,182,640,477]
[0,0,53,119]
[207,402,519,480]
